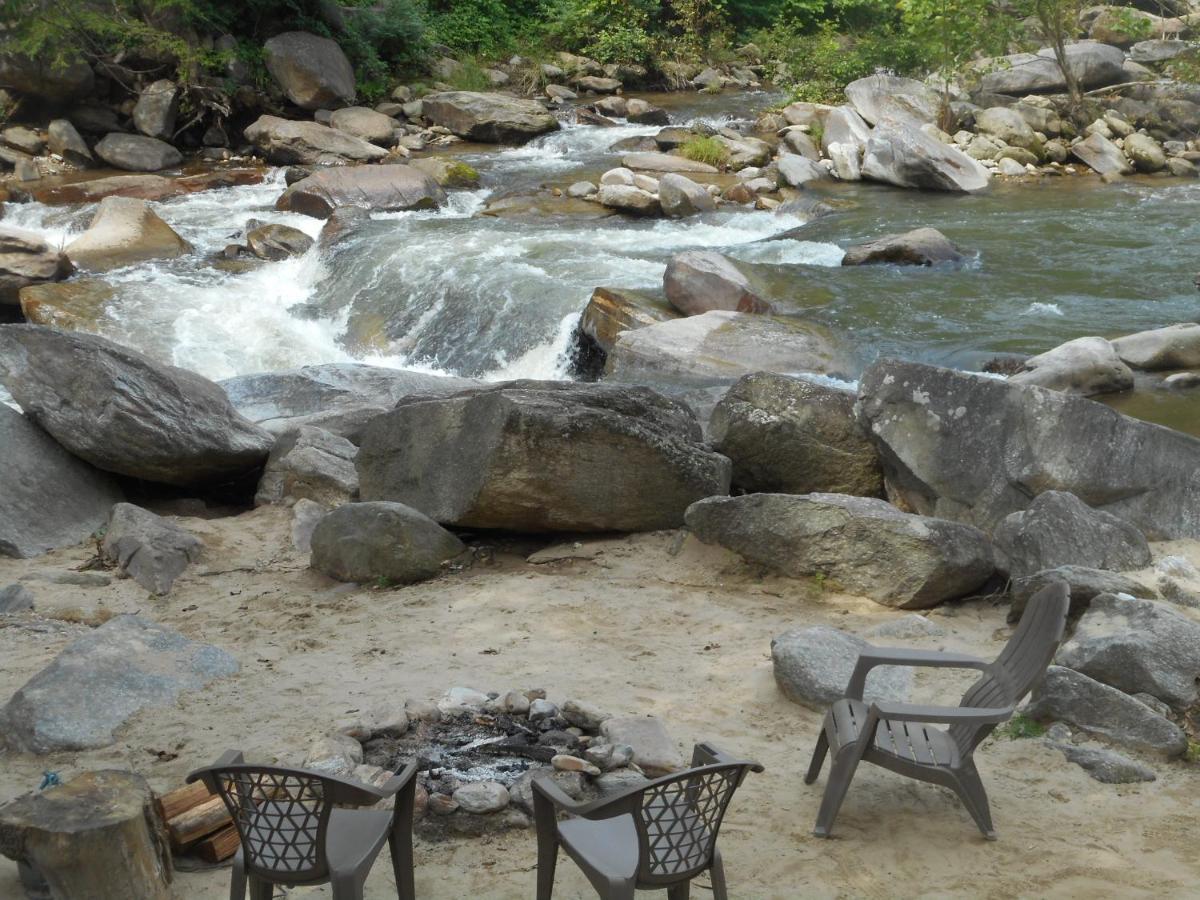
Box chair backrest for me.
[950,581,1070,757]
[630,762,753,886]
[190,763,340,882]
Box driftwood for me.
[0,770,172,900]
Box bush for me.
[766,22,923,103]
[681,135,730,167]
[444,57,493,91]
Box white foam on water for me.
[483,312,581,382]
[1023,302,1064,316]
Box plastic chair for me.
[533,742,763,899]
[187,750,418,900]
[804,581,1070,840]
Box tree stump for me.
[0,770,172,900]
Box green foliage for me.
[444,57,493,91]
[425,0,534,55]
[681,134,730,166]
[998,714,1046,740]
[1185,740,1200,764]
[768,22,922,103]
[898,0,1014,78]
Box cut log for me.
[154,781,211,822]
[0,770,172,900]
[195,824,240,863]
[167,795,232,849]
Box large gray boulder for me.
[841,228,964,267]
[357,381,731,532]
[772,625,911,708]
[64,197,192,272]
[974,107,1040,151]
[1008,565,1155,621]
[844,74,939,127]
[1070,132,1133,177]
[862,122,991,192]
[663,250,770,316]
[1009,336,1133,396]
[46,119,93,168]
[978,42,1127,95]
[605,311,854,389]
[328,106,397,146]
[992,491,1151,579]
[220,363,480,442]
[820,106,871,181]
[685,493,994,608]
[0,615,239,753]
[657,173,716,218]
[1056,594,1200,708]
[245,223,313,261]
[93,133,182,172]
[100,503,203,596]
[856,358,1200,539]
[1111,323,1200,371]
[276,165,445,218]
[597,184,661,217]
[1024,665,1187,757]
[264,31,356,110]
[421,91,559,143]
[0,326,273,487]
[243,115,388,165]
[0,227,73,305]
[0,405,124,559]
[132,80,178,141]
[309,501,464,584]
[776,154,828,187]
[255,426,358,507]
[709,373,881,497]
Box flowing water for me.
[6,90,1200,432]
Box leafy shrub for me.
[585,23,655,64]
[444,57,493,91]
[998,714,1046,740]
[767,22,923,103]
[681,135,730,166]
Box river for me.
[5,90,1199,433]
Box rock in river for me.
[862,122,991,192]
[243,115,388,165]
[578,286,680,355]
[93,133,183,172]
[1009,336,1134,396]
[64,197,192,272]
[0,226,73,305]
[420,91,559,143]
[356,380,730,532]
[310,501,465,584]
[276,165,445,218]
[841,227,964,267]
[664,250,771,315]
[0,325,273,487]
[844,74,938,127]
[686,493,994,608]
[1111,322,1200,371]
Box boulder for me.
[855,358,1200,539]
[245,222,313,260]
[0,615,239,753]
[3,125,44,155]
[1112,323,1200,370]
[862,122,991,192]
[717,135,771,169]
[1009,336,1134,396]
[0,583,35,614]
[663,250,770,316]
[598,717,683,776]
[255,425,358,507]
[276,165,445,218]
[263,31,356,110]
[32,170,264,205]
[841,227,964,267]
[243,115,388,165]
[771,625,911,707]
[100,503,203,595]
[309,501,465,584]
[420,91,559,143]
[0,405,124,559]
[1130,39,1196,63]
[625,99,669,125]
[0,326,273,487]
[219,363,479,441]
[657,173,715,218]
[0,227,73,305]
[685,493,994,608]
[709,373,882,497]
[974,107,1040,151]
[992,491,1151,579]
[620,152,718,174]
[1123,133,1166,173]
[782,129,821,160]
[597,184,660,216]
[605,311,854,388]
[46,119,93,168]
[132,80,178,141]
[821,106,871,180]
[1009,566,1155,621]
[576,75,622,94]
[844,74,939,127]
[328,106,397,146]
[1070,132,1133,176]
[0,53,94,103]
[978,42,1127,95]
[1056,594,1200,708]
[1024,666,1187,756]
[18,279,115,330]
[1046,740,1156,784]
[64,197,191,272]
[356,381,730,532]
[776,154,828,187]
[579,286,680,355]
[93,134,182,172]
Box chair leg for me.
[229,854,247,900]
[813,745,865,838]
[390,817,416,900]
[247,876,273,900]
[805,729,829,785]
[667,881,691,900]
[535,826,558,900]
[952,763,997,841]
[709,846,729,900]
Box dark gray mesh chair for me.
[533,742,762,900]
[805,581,1069,840]
[187,750,418,900]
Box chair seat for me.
[825,699,961,769]
[557,814,639,881]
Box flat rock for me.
[599,717,683,776]
[772,625,912,708]
[328,106,396,146]
[1046,740,1156,784]
[276,165,445,218]
[100,503,203,595]
[255,425,358,507]
[310,501,464,584]
[420,91,559,143]
[1010,336,1133,396]
[93,133,182,172]
[243,115,388,165]
[0,615,239,753]
[1071,132,1133,176]
[620,152,718,174]
[687,493,993,608]
[65,197,191,272]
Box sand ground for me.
[1,506,1197,899]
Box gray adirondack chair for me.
[533,742,763,899]
[805,581,1069,840]
[187,750,419,900]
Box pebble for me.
[551,754,602,776]
[428,793,459,816]
[502,690,531,715]
[529,698,559,721]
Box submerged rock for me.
[101,503,204,596]
[65,197,191,272]
[420,91,559,143]
[686,493,994,608]
[841,227,964,267]
[309,501,465,584]
[356,381,730,532]
[772,625,912,707]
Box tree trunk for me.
[0,770,172,900]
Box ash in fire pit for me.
[304,688,682,838]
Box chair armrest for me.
[533,771,644,821]
[869,701,1014,725]
[845,647,990,700]
[531,771,587,814]
[372,760,419,799]
[691,742,765,774]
